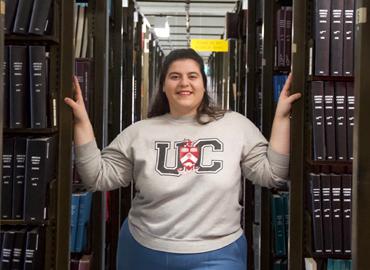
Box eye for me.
[189,74,199,79]
[169,74,180,80]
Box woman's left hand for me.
[275,73,302,119]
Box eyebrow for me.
[168,71,200,76]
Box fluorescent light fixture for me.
[154,19,170,38]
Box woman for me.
[65,48,301,269]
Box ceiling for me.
[135,0,238,59]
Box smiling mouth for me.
[177,91,193,96]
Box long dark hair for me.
[148,48,226,124]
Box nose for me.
[179,77,190,87]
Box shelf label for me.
[190,39,229,52]
[356,7,367,24]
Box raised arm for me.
[64,76,95,146]
[269,74,301,155]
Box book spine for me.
[28,0,52,35]
[29,46,48,128]
[342,174,352,254]
[321,174,333,254]
[278,7,285,67]
[343,0,354,76]
[1,138,14,219]
[4,0,19,34]
[335,82,347,160]
[12,0,35,34]
[330,0,344,76]
[314,0,331,75]
[311,81,326,160]
[310,173,324,254]
[331,174,343,254]
[285,7,292,67]
[0,231,15,268]
[346,82,354,160]
[9,46,28,128]
[324,81,336,160]
[12,137,27,219]
[3,45,9,128]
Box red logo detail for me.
[178,140,199,172]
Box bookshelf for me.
[287,0,368,269]
[0,0,74,269]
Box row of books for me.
[1,136,56,221]
[305,258,352,270]
[275,6,292,68]
[271,192,289,257]
[273,75,288,103]
[74,3,90,58]
[0,227,44,269]
[273,258,287,270]
[70,254,93,270]
[311,81,354,161]
[5,0,53,35]
[313,0,354,76]
[3,45,53,129]
[70,192,93,253]
[309,173,352,255]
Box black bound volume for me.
[29,46,48,128]
[314,0,331,76]
[346,82,354,160]
[331,174,343,254]
[3,46,9,128]
[226,12,239,39]
[324,81,336,160]
[24,136,57,222]
[0,231,15,269]
[4,0,19,34]
[285,7,292,67]
[276,7,285,67]
[310,173,324,254]
[335,82,347,160]
[23,228,45,269]
[343,0,355,76]
[12,0,35,34]
[311,81,326,160]
[12,137,27,219]
[330,0,344,76]
[321,174,333,254]
[9,46,28,128]
[28,0,53,35]
[1,138,14,219]
[342,174,352,254]
[11,229,27,268]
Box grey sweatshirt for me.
[75,111,289,253]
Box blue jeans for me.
[117,219,247,270]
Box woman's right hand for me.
[64,76,90,125]
[64,76,95,145]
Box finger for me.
[281,74,292,96]
[287,92,302,103]
[64,97,79,110]
[73,76,83,99]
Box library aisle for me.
[0,0,369,270]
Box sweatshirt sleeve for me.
[240,121,289,188]
[74,133,133,191]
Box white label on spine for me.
[356,7,367,24]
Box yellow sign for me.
[190,39,229,52]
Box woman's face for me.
[163,59,205,117]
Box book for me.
[324,81,336,160]
[331,174,343,254]
[226,12,239,39]
[0,231,15,269]
[75,192,93,252]
[310,173,324,253]
[9,45,28,128]
[78,254,93,270]
[1,137,14,219]
[314,0,331,75]
[285,7,292,67]
[335,82,347,160]
[321,174,333,254]
[271,194,286,256]
[346,82,354,160]
[24,136,57,221]
[311,81,326,160]
[304,257,317,270]
[343,0,355,76]
[12,0,35,34]
[28,0,52,35]
[276,7,285,67]
[3,45,9,128]
[12,137,27,219]
[330,0,344,76]
[29,46,48,128]
[23,228,45,269]
[70,193,80,252]
[10,229,27,269]
[342,174,352,254]
[4,0,19,34]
